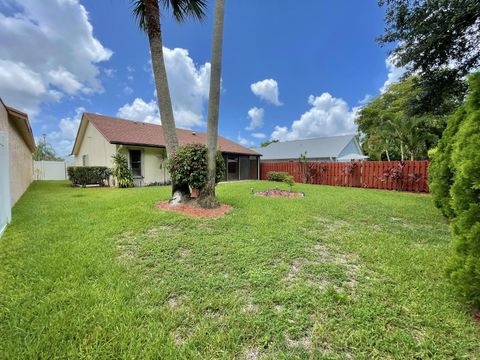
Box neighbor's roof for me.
[72,113,259,156]
[254,134,359,160]
[0,98,35,152]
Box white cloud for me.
[380,56,406,93]
[46,107,85,156]
[251,79,282,106]
[118,47,210,128]
[126,66,134,81]
[237,135,254,147]
[48,67,85,95]
[103,68,115,78]
[251,132,266,139]
[0,0,112,116]
[117,98,159,124]
[246,107,264,130]
[123,86,133,95]
[271,93,357,141]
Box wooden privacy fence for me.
[260,160,430,193]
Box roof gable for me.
[255,135,359,160]
[0,98,35,152]
[72,113,259,156]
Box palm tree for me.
[197,0,225,209]
[131,0,206,203]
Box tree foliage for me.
[111,153,134,188]
[167,144,225,190]
[33,141,63,161]
[378,0,479,113]
[444,72,480,307]
[429,107,466,218]
[260,139,278,148]
[356,77,443,161]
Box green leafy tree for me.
[167,144,225,192]
[33,141,63,161]
[131,0,207,203]
[356,77,443,160]
[378,0,478,113]
[112,153,134,188]
[260,139,278,148]
[429,107,466,218]
[446,72,480,307]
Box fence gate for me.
[0,131,11,236]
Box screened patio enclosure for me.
[223,154,259,181]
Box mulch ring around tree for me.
[156,201,232,218]
[254,189,305,198]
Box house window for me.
[129,150,142,177]
[82,155,88,166]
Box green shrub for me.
[167,144,225,190]
[283,175,295,191]
[111,153,134,188]
[429,106,466,218]
[267,171,290,182]
[67,166,111,187]
[446,72,480,307]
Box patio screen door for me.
[0,131,11,236]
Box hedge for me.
[267,171,290,182]
[67,166,111,187]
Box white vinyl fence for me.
[0,131,11,237]
[33,160,67,180]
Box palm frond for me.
[161,0,207,22]
[131,0,148,32]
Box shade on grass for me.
[0,181,479,358]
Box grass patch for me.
[0,181,479,358]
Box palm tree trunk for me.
[144,0,190,203]
[197,0,225,209]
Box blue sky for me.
[0,0,401,156]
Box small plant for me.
[111,153,133,188]
[167,144,225,191]
[283,175,295,192]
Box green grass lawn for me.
[0,181,479,359]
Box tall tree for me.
[197,0,225,209]
[33,140,63,161]
[357,76,446,160]
[378,0,479,113]
[131,0,206,203]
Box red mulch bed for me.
[156,201,232,218]
[254,189,304,198]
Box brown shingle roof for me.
[83,113,259,156]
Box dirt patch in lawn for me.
[156,201,232,218]
[254,189,304,198]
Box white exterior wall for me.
[74,122,116,167]
[118,146,169,185]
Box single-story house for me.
[71,113,260,186]
[254,134,364,163]
[0,99,35,236]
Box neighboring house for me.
[255,135,364,163]
[71,113,260,185]
[0,99,35,236]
